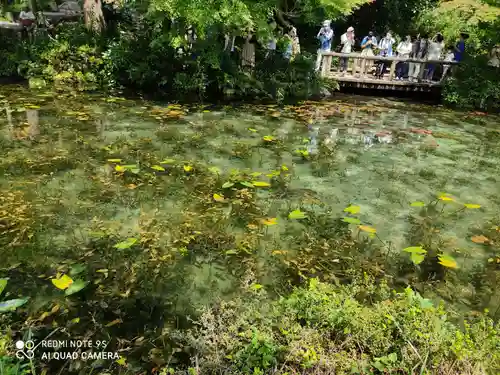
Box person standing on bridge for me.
[425,33,444,81]
[359,31,377,74]
[395,35,412,80]
[315,20,334,72]
[340,26,355,73]
[375,32,395,78]
[409,34,428,82]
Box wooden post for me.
[389,60,396,81]
[321,55,332,77]
[360,57,366,78]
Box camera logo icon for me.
[15,340,35,359]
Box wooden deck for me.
[319,52,458,91]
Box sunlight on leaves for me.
[403,246,427,254]
[251,181,271,187]
[464,204,481,209]
[160,159,176,164]
[410,253,425,265]
[115,165,126,172]
[114,238,138,249]
[471,235,489,244]
[248,128,257,132]
[213,193,225,202]
[410,201,426,207]
[263,135,276,142]
[438,194,454,202]
[288,210,307,220]
[51,274,74,290]
[438,254,458,269]
[116,356,127,366]
[107,159,122,163]
[342,217,361,225]
[261,218,277,226]
[183,165,193,172]
[344,205,360,214]
[222,182,235,188]
[358,225,376,234]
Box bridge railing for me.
[319,52,459,83]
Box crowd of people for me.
[316,22,469,82]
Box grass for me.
[0,85,499,374]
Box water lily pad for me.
[213,193,224,202]
[52,274,74,290]
[344,205,360,214]
[358,225,376,234]
[251,181,271,187]
[410,201,426,207]
[0,298,29,312]
[65,280,89,296]
[114,238,138,249]
[438,254,458,269]
[342,217,361,225]
[464,204,481,209]
[288,210,307,219]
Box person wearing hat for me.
[340,26,355,72]
[315,20,334,71]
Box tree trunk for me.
[84,0,106,32]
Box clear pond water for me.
[1,85,499,310]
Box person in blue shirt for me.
[454,33,468,62]
[315,20,334,71]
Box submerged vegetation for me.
[0,86,499,374]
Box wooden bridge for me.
[319,52,459,91]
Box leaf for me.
[343,205,361,214]
[251,283,263,290]
[438,254,458,269]
[438,194,454,202]
[51,275,74,290]
[151,165,165,171]
[358,225,376,234]
[261,218,277,226]
[107,159,122,163]
[105,318,123,327]
[342,217,361,225]
[251,181,271,187]
[183,165,193,172]
[113,238,138,249]
[419,298,433,309]
[222,182,234,188]
[116,356,127,366]
[464,203,481,209]
[410,201,426,207]
[403,246,427,254]
[213,193,225,202]
[288,210,307,219]
[208,167,221,174]
[225,249,238,255]
[127,184,137,189]
[240,181,254,188]
[65,280,89,296]
[71,317,80,324]
[0,278,8,296]
[160,159,176,164]
[387,353,397,362]
[410,253,425,265]
[248,128,257,132]
[69,264,85,276]
[0,298,28,312]
[115,165,126,172]
[262,135,275,142]
[471,235,489,244]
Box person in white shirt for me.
[395,35,412,80]
[375,32,395,78]
[340,26,355,72]
[425,33,444,81]
[440,47,456,81]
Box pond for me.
[1,84,500,322]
